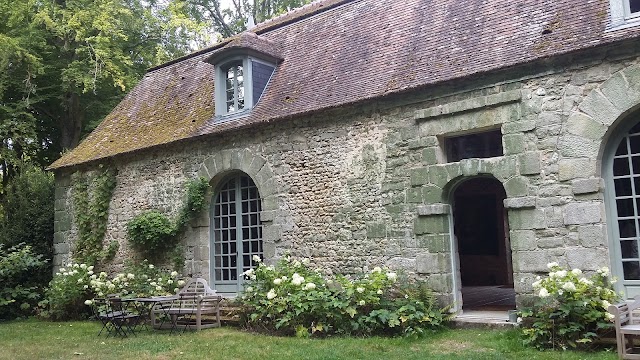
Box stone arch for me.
[196,148,277,201]
[195,148,280,262]
[560,63,640,176]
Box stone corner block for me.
[417,204,451,216]
[571,178,601,195]
[416,253,448,274]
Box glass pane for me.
[619,219,637,238]
[631,135,640,154]
[616,140,629,156]
[632,0,640,14]
[622,240,639,259]
[624,261,640,280]
[631,121,640,135]
[231,269,237,281]
[614,158,631,176]
[618,198,635,217]
[616,178,633,196]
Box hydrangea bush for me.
[241,255,451,337]
[41,260,184,321]
[520,262,619,350]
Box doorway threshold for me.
[452,310,518,328]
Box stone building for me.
[50,0,640,313]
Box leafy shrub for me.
[240,255,451,337]
[0,244,48,320]
[520,263,619,350]
[126,177,209,265]
[41,260,183,320]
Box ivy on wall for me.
[71,166,118,265]
[126,177,209,269]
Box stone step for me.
[451,310,519,329]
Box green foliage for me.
[0,164,54,285]
[0,244,48,320]
[126,211,175,256]
[520,263,619,350]
[126,177,209,266]
[240,256,451,337]
[41,259,182,320]
[185,0,313,38]
[71,168,118,265]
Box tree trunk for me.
[59,91,84,150]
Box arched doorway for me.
[605,120,640,299]
[452,177,515,310]
[210,173,263,295]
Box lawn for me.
[0,319,617,360]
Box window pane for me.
[616,178,633,196]
[616,139,629,156]
[445,130,502,162]
[618,198,635,217]
[620,219,637,238]
[622,240,639,259]
[631,135,640,154]
[624,261,640,280]
[631,0,640,13]
[614,157,631,176]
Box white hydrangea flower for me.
[372,267,382,273]
[356,287,365,293]
[80,264,87,269]
[598,267,610,277]
[60,268,66,273]
[304,283,316,290]
[386,272,398,282]
[77,278,84,284]
[571,269,582,276]
[246,286,254,292]
[127,273,135,279]
[150,282,157,286]
[84,300,93,306]
[602,300,611,309]
[167,279,174,284]
[177,280,185,286]
[562,282,576,292]
[302,258,310,265]
[88,270,94,275]
[88,266,94,271]
[292,260,301,267]
[174,288,179,293]
[358,300,365,306]
[377,289,383,295]
[267,289,276,300]
[252,255,262,263]
[148,264,154,269]
[532,280,541,289]
[273,278,283,285]
[170,271,178,277]
[579,278,593,285]
[291,273,305,286]
[547,262,559,269]
[607,312,615,321]
[156,286,162,291]
[539,288,550,298]
[83,285,89,289]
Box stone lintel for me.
[414,90,522,120]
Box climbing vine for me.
[71,166,118,265]
[126,177,209,268]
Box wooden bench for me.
[151,278,222,331]
[609,295,640,359]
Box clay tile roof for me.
[50,0,640,170]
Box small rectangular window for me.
[445,129,503,162]
[631,0,640,14]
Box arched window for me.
[210,174,263,294]
[605,120,640,298]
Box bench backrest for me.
[609,295,640,329]
[177,278,216,297]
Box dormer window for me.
[609,0,640,28]
[224,62,245,113]
[207,32,283,120]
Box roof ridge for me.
[147,0,352,73]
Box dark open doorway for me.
[452,177,515,311]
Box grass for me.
[0,319,618,360]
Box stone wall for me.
[54,49,640,308]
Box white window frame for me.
[609,0,640,30]
[215,56,253,117]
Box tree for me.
[0,0,207,193]
[185,0,313,39]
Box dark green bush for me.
[126,210,175,258]
[0,165,54,285]
[0,244,48,320]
